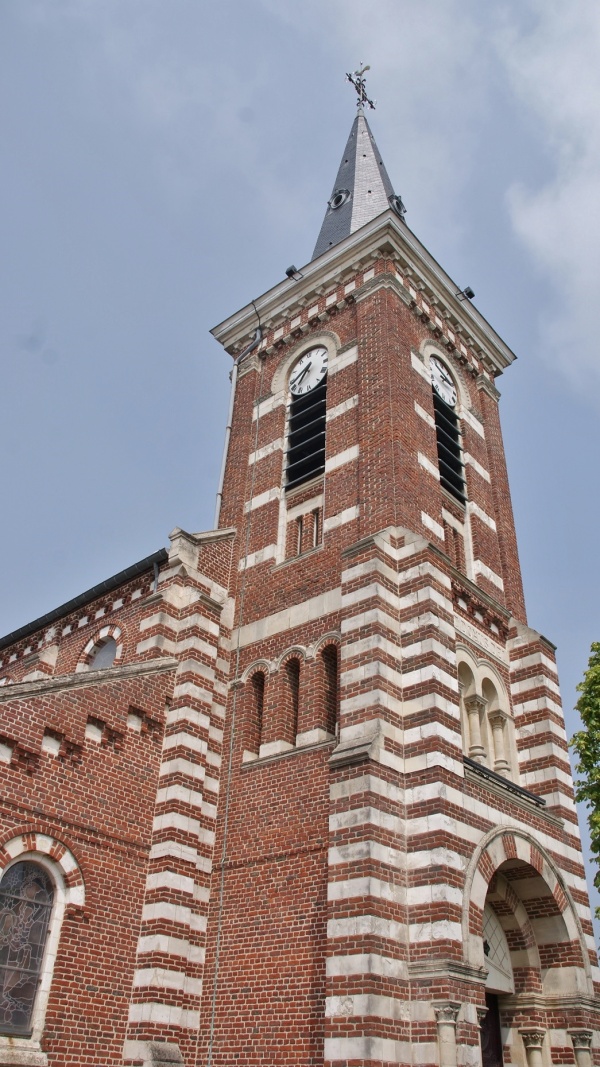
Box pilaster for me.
[124,530,234,1064]
[325,525,463,1066]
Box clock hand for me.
[290,362,312,387]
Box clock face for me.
[430,356,457,407]
[289,346,328,396]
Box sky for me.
[1,1,600,906]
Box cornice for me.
[501,993,600,1013]
[408,959,486,983]
[0,656,178,703]
[476,373,501,401]
[211,212,516,377]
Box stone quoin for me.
[0,72,598,1067]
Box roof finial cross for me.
[346,63,375,111]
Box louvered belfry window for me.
[285,377,327,489]
[433,391,466,503]
[0,862,54,1036]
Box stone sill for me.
[464,756,563,827]
[240,738,335,770]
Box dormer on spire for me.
[312,67,406,260]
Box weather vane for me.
[346,63,375,110]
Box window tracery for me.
[0,862,54,1036]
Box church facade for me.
[0,82,598,1067]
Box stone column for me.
[475,1006,489,1067]
[476,1006,488,1028]
[489,711,510,777]
[434,1002,461,1067]
[519,1028,545,1067]
[568,1030,594,1067]
[464,695,487,763]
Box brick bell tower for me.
[201,70,600,1067]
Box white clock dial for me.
[289,346,328,396]
[430,356,457,407]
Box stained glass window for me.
[0,862,54,1036]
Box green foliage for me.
[571,642,600,912]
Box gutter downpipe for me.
[213,326,262,528]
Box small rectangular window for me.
[312,508,322,547]
[296,516,303,555]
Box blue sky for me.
[1,1,600,905]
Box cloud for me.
[496,1,600,387]
[15,0,599,390]
[14,1,288,216]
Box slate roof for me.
[312,109,404,260]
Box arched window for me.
[482,678,512,779]
[78,626,122,674]
[248,670,266,755]
[285,659,301,741]
[285,346,328,489]
[430,356,465,503]
[321,645,339,736]
[459,656,517,782]
[458,661,485,764]
[0,862,54,1036]
[89,637,117,670]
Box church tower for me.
[201,72,600,1066]
[0,71,598,1067]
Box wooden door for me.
[481,993,504,1067]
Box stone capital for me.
[433,1001,461,1026]
[569,1030,593,1050]
[464,694,487,715]
[519,1028,545,1049]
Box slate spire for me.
[312,89,405,261]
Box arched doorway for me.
[480,902,514,1067]
[464,831,594,1067]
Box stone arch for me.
[258,648,306,757]
[270,330,341,397]
[275,645,308,672]
[241,663,270,759]
[457,653,477,693]
[462,826,592,996]
[76,624,123,673]
[313,635,341,738]
[240,658,272,684]
[485,870,541,995]
[457,647,516,777]
[479,670,514,778]
[0,830,86,1048]
[0,827,86,907]
[311,632,341,658]
[457,652,477,756]
[420,338,471,414]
